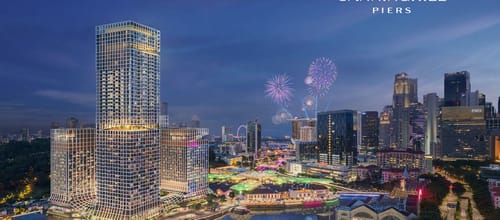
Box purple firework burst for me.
[306,57,337,96]
[265,74,293,106]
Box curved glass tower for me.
[94,21,161,219]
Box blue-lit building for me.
[317,110,358,166]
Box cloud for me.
[34,89,95,106]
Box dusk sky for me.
[1,0,500,136]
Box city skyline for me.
[1,1,500,136]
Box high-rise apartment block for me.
[49,128,96,212]
[161,128,209,198]
[94,21,161,219]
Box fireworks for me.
[306,57,337,97]
[272,109,292,124]
[265,74,294,106]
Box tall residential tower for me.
[94,21,161,219]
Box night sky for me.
[1,0,500,136]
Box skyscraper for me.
[378,105,392,149]
[160,102,168,128]
[191,115,200,128]
[221,126,232,142]
[391,73,417,149]
[161,128,209,198]
[66,117,80,128]
[440,106,488,158]
[317,110,358,166]
[246,120,261,155]
[444,71,470,107]
[49,128,96,212]
[361,111,379,156]
[94,21,161,219]
[423,93,439,158]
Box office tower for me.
[317,110,358,166]
[378,105,392,149]
[444,71,470,106]
[498,97,500,115]
[361,111,379,156]
[409,103,425,151]
[94,21,161,219]
[485,102,495,119]
[221,126,232,142]
[469,90,483,106]
[289,118,317,141]
[296,141,319,161]
[66,117,80,128]
[246,120,261,154]
[160,102,168,128]
[424,93,439,158]
[49,128,95,211]
[440,106,488,158]
[21,128,30,142]
[190,115,201,128]
[161,128,209,198]
[391,73,417,149]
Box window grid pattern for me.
[49,128,96,210]
[94,21,161,220]
[160,128,209,199]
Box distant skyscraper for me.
[21,128,30,142]
[361,111,379,156]
[409,103,425,151]
[191,115,200,128]
[444,71,470,107]
[289,118,317,141]
[50,122,60,129]
[49,128,95,211]
[498,97,500,115]
[160,102,168,128]
[161,128,209,198]
[317,110,358,166]
[378,105,392,149]
[246,120,261,155]
[66,117,79,128]
[424,93,439,158]
[94,21,161,219]
[391,73,417,148]
[221,126,232,142]
[485,102,495,119]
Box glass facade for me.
[49,128,96,210]
[94,21,161,219]
[439,106,488,158]
[317,110,358,166]
[361,111,379,156]
[160,128,209,198]
[246,120,261,154]
[444,71,470,107]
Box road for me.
[437,171,483,220]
